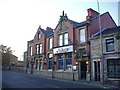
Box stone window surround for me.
[104,37,116,54]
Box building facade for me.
[90,26,120,84]
[27,8,117,81]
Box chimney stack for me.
[46,27,53,32]
[86,8,99,20]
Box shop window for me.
[39,60,42,70]
[66,59,72,70]
[107,59,120,79]
[58,59,63,70]
[48,60,52,69]
[48,54,53,70]
[106,38,115,52]
[58,54,63,70]
[65,53,72,70]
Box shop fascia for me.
[53,45,73,54]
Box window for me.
[30,47,32,56]
[48,61,52,69]
[36,44,39,54]
[79,29,86,43]
[58,34,63,46]
[38,32,40,40]
[79,48,87,56]
[58,54,63,70]
[65,53,72,71]
[48,38,53,49]
[58,33,68,46]
[48,54,53,70]
[40,44,42,54]
[107,59,120,79]
[106,38,115,52]
[64,33,68,45]
[39,60,42,70]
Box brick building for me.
[90,26,120,84]
[27,8,117,81]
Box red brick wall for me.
[86,9,117,36]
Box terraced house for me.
[27,8,117,82]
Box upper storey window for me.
[58,33,68,46]
[106,38,115,52]
[48,38,53,49]
[58,34,63,46]
[38,32,41,40]
[30,46,32,56]
[64,33,68,45]
[79,29,86,43]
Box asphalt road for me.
[2,70,105,89]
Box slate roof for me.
[67,19,87,28]
[39,27,54,37]
[92,26,120,37]
[28,39,34,43]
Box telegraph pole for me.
[97,0,104,84]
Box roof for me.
[28,39,34,43]
[92,26,120,37]
[39,27,54,37]
[90,12,117,26]
[67,19,87,28]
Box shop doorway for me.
[94,61,100,81]
[81,61,87,79]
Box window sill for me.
[108,78,120,81]
[57,70,64,72]
[48,69,52,71]
[104,51,116,54]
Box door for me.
[94,61,100,81]
[81,61,87,79]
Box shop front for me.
[53,45,74,71]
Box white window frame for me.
[64,33,68,45]
[49,38,53,49]
[104,37,116,54]
[79,28,86,43]
[40,44,42,54]
[36,44,39,54]
[58,34,63,46]
[30,46,32,56]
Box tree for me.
[0,45,18,67]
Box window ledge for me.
[48,69,52,71]
[108,78,120,81]
[57,70,64,72]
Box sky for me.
[0,0,119,60]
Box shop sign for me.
[53,45,73,54]
[49,54,53,58]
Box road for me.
[2,70,105,89]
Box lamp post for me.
[97,0,104,84]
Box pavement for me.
[27,73,119,90]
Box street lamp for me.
[97,0,104,84]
